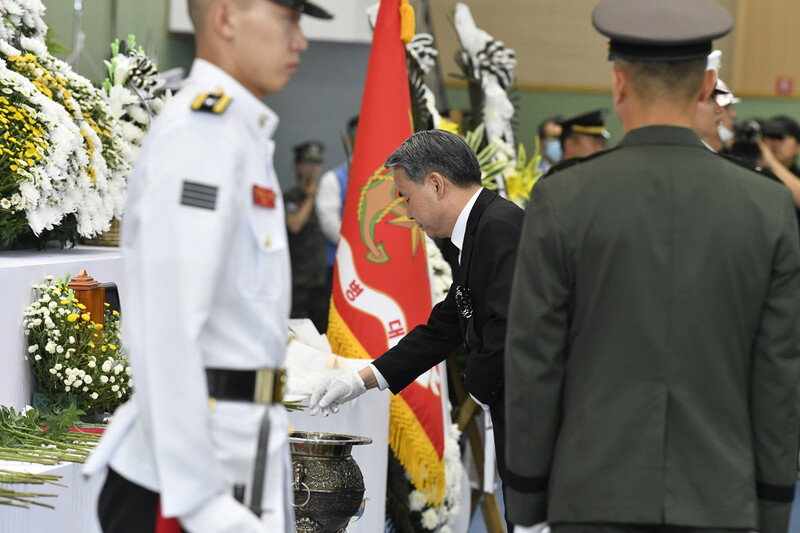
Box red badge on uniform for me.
[253,185,276,209]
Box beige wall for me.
[731,0,800,96]
[430,0,737,92]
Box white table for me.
[0,246,124,411]
[0,247,392,532]
[0,461,104,533]
[0,394,389,533]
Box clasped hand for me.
[308,370,367,416]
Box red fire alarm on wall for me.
[775,76,794,95]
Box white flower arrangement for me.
[0,0,47,44]
[102,35,170,159]
[426,235,452,304]
[404,423,464,531]
[0,5,164,248]
[0,38,124,244]
[24,275,131,414]
[0,52,90,243]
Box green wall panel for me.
[447,85,800,154]
[41,0,194,84]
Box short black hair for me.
[347,115,359,136]
[768,115,800,142]
[617,57,706,105]
[384,130,481,188]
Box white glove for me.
[308,370,367,416]
[514,523,550,533]
[180,492,267,533]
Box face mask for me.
[544,139,562,163]
[717,123,734,143]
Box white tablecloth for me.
[0,461,105,533]
[0,246,124,411]
[0,393,390,533]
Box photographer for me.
[756,115,800,207]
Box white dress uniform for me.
[84,58,294,533]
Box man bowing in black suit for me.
[309,128,524,529]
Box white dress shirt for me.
[316,166,345,244]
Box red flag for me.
[327,0,446,504]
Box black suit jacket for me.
[372,188,525,405]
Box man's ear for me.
[611,63,627,106]
[429,172,447,199]
[208,0,238,41]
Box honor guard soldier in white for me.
[84,0,331,532]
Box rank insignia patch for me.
[181,181,218,210]
[253,185,276,208]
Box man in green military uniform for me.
[285,141,328,332]
[505,1,800,533]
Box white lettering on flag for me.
[336,236,409,348]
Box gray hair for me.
[384,130,481,187]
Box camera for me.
[729,119,762,164]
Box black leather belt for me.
[206,368,286,404]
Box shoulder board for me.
[542,147,619,180]
[190,88,231,114]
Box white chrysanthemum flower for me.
[45,341,56,354]
[420,508,439,530]
[111,384,119,392]
[34,354,41,361]
[101,362,112,372]
[100,375,109,383]
[88,360,96,368]
[90,392,98,400]
[127,104,150,126]
[49,368,56,375]
[408,490,427,512]
[27,344,38,353]
[83,375,92,384]
[114,364,123,375]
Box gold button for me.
[258,115,267,128]
[263,237,271,246]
